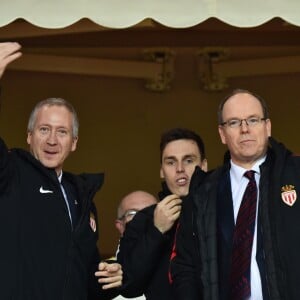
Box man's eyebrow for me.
[183,154,197,158]
[163,156,177,161]
[163,154,198,161]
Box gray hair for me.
[27,98,79,138]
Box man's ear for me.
[266,118,271,137]
[160,167,165,179]
[115,219,124,236]
[71,136,78,152]
[218,125,227,145]
[27,131,32,146]
[200,158,208,172]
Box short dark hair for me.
[217,88,270,125]
[159,128,206,162]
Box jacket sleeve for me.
[117,205,169,297]
[87,202,121,300]
[87,247,121,300]
[0,137,11,193]
[169,167,207,300]
[169,193,202,300]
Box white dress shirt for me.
[113,295,145,300]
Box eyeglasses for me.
[118,209,138,221]
[221,117,266,129]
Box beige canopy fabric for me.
[1,0,300,29]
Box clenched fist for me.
[154,194,182,233]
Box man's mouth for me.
[176,177,188,186]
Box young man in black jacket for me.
[0,42,122,300]
[117,127,207,299]
[170,89,300,300]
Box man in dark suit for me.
[170,89,300,300]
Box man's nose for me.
[47,130,58,144]
[176,162,185,172]
[240,120,249,132]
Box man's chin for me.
[176,188,189,197]
[39,159,58,170]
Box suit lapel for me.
[217,170,234,246]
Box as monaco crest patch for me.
[281,185,297,207]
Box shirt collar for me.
[230,155,266,182]
[57,171,63,183]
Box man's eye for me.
[166,160,175,166]
[184,158,194,164]
[248,117,259,125]
[39,127,49,134]
[228,120,239,127]
[57,129,68,136]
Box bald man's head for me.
[115,190,157,236]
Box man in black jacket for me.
[0,42,122,300]
[170,89,300,300]
[112,190,158,300]
[117,127,207,299]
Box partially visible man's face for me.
[218,92,271,169]
[115,191,157,236]
[27,105,78,175]
[160,139,207,197]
